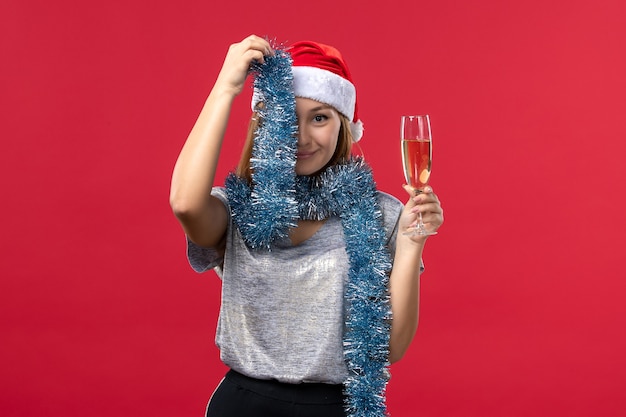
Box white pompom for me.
[351,120,364,142]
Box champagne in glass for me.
[401,115,436,236]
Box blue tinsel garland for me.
[226,47,299,250]
[225,47,392,417]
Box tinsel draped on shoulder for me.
[227,157,385,245]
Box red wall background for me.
[2,0,625,416]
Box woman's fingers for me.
[242,34,274,56]
[406,186,443,231]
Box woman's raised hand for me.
[214,35,274,97]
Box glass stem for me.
[416,211,426,233]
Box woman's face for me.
[294,97,341,176]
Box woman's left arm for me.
[388,185,443,364]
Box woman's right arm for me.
[169,35,273,248]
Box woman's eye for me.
[313,114,327,122]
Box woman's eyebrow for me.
[308,104,333,112]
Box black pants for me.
[206,370,346,417]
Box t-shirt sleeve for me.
[378,191,425,274]
[185,187,230,274]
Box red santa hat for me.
[252,40,364,142]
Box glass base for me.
[403,224,437,236]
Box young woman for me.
[170,35,443,417]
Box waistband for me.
[224,369,345,405]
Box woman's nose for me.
[296,123,308,145]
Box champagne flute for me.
[401,115,436,236]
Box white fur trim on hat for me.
[251,66,363,142]
[291,66,355,121]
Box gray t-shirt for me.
[187,187,404,384]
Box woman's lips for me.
[296,151,314,159]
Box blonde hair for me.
[236,111,354,183]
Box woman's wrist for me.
[394,235,425,269]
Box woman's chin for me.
[295,162,316,176]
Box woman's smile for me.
[296,150,316,159]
